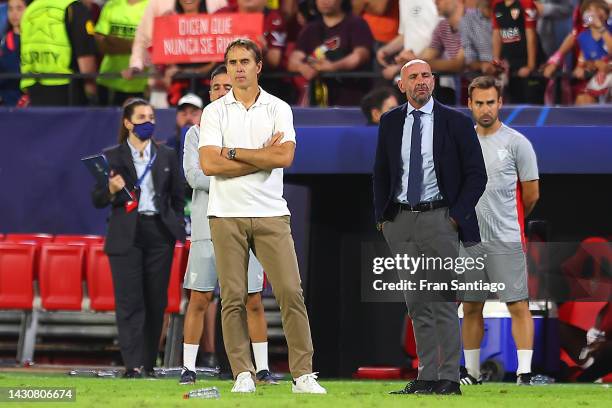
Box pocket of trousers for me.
[444,209,458,233]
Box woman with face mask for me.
[91,98,185,378]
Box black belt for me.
[138,212,159,219]
[399,200,446,212]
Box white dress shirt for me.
[396,97,442,203]
[127,140,158,214]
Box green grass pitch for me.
[0,372,610,407]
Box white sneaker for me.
[231,372,256,393]
[292,373,327,394]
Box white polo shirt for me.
[198,87,296,217]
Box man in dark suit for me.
[373,60,487,395]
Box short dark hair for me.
[581,0,609,15]
[360,87,398,124]
[210,64,227,81]
[468,76,502,99]
[224,38,263,65]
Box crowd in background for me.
[0,0,610,108]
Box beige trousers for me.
[209,216,313,378]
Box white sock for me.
[183,343,199,372]
[252,342,269,373]
[464,348,481,378]
[516,349,533,375]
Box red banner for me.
[151,13,264,64]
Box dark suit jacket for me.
[92,142,185,255]
[373,100,487,244]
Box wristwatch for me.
[227,148,236,160]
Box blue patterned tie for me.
[407,110,423,206]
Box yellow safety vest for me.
[20,0,76,88]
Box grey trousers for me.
[382,207,461,382]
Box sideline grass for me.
[0,372,609,407]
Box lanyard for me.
[134,152,157,189]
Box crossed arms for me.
[199,132,295,177]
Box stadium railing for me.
[0,70,572,106]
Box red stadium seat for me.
[86,243,115,311]
[5,233,54,245]
[38,243,85,310]
[53,235,104,279]
[562,237,612,300]
[0,233,4,240]
[558,301,607,332]
[166,243,186,313]
[54,234,104,245]
[0,242,36,309]
[5,234,54,280]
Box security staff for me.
[20,0,97,105]
[92,98,185,378]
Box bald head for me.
[400,59,429,74]
[398,60,435,108]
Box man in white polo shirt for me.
[198,39,326,394]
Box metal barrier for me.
[0,70,570,106]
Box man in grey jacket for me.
[179,66,275,386]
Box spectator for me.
[218,0,286,71]
[360,86,399,125]
[0,0,29,106]
[573,0,611,104]
[534,0,573,58]
[492,0,546,104]
[275,0,301,43]
[94,0,148,106]
[216,0,292,101]
[375,0,438,81]
[20,0,98,106]
[0,1,8,36]
[461,0,497,76]
[124,0,226,78]
[288,0,374,106]
[542,1,588,80]
[81,0,102,24]
[167,92,203,161]
[415,0,466,104]
[162,0,218,106]
[267,0,299,23]
[353,0,399,55]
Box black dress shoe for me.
[432,380,462,395]
[389,380,436,394]
[122,368,142,379]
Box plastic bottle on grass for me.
[183,387,220,399]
